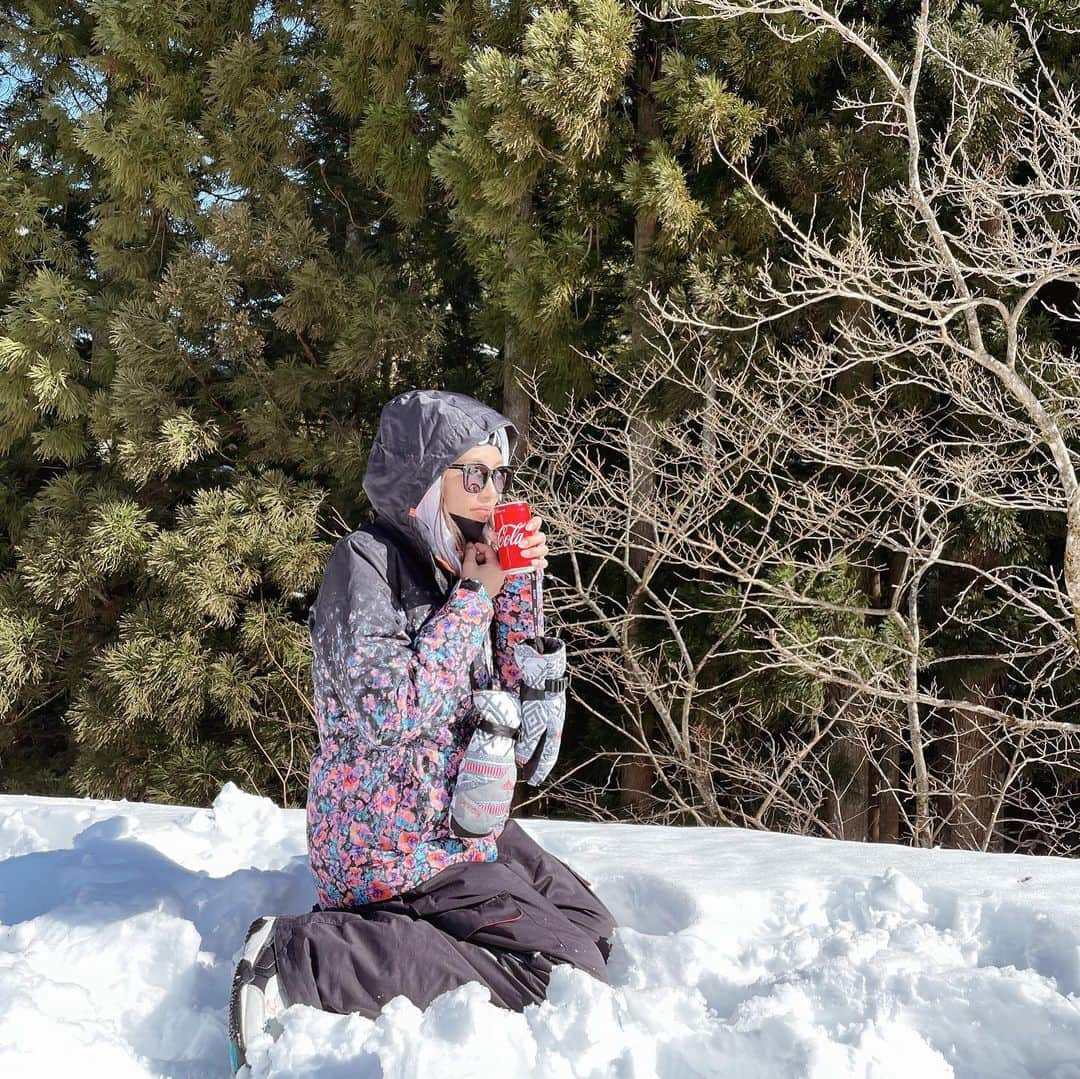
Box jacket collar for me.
[372,513,455,598]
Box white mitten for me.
[513,635,568,786]
[450,688,521,838]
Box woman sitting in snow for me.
[228,389,616,1072]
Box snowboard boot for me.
[228,916,289,1073]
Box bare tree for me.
[512,2,1080,854]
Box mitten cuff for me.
[514,636,568,699]
[512,637,568,785]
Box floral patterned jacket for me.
[305,390,540,908]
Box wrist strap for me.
[478,718,518,738]
[520,676,569,701]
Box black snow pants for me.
[272,820,617,1018]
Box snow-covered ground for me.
[1,784,1079,1079]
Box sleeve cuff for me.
[456,579,495,607]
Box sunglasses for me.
[446,463,515,495]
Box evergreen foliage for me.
[1,0,1076,851]
[0,2,477,804]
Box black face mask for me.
[450,512,488,544]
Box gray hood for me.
[363,389,518,572]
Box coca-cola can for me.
[492,500,535,575]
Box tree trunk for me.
[871,548,907,845]
[943,666,1007,851]
[618,38,663,814]
[503,191,535,465]
[819,308,878,841]
[505,190,537,820]
[932,540,1008,851]
[823,681,871,841]
[869,739,902,844]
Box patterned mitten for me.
[513,635,569,786]
[450,688,521,838]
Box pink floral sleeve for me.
[490,571,542,692]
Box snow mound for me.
[2,789,1080,1078]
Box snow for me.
[1,783,1079,1079]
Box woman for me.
[228,389,616,1073]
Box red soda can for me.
[491,501,535,575]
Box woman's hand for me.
[462,541,508,597]
[520,515,549,570]
[465,515,549,595]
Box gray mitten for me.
[513,635,568,786]
[450,688,521,838]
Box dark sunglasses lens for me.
[463,466,482,493]
[462,465,513,494]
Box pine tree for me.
[0,2,474,804]
[428,0,639,428]
[431,2,767,815]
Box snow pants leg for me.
[272,820,616,1018]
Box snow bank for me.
[1,782,1079,1078]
